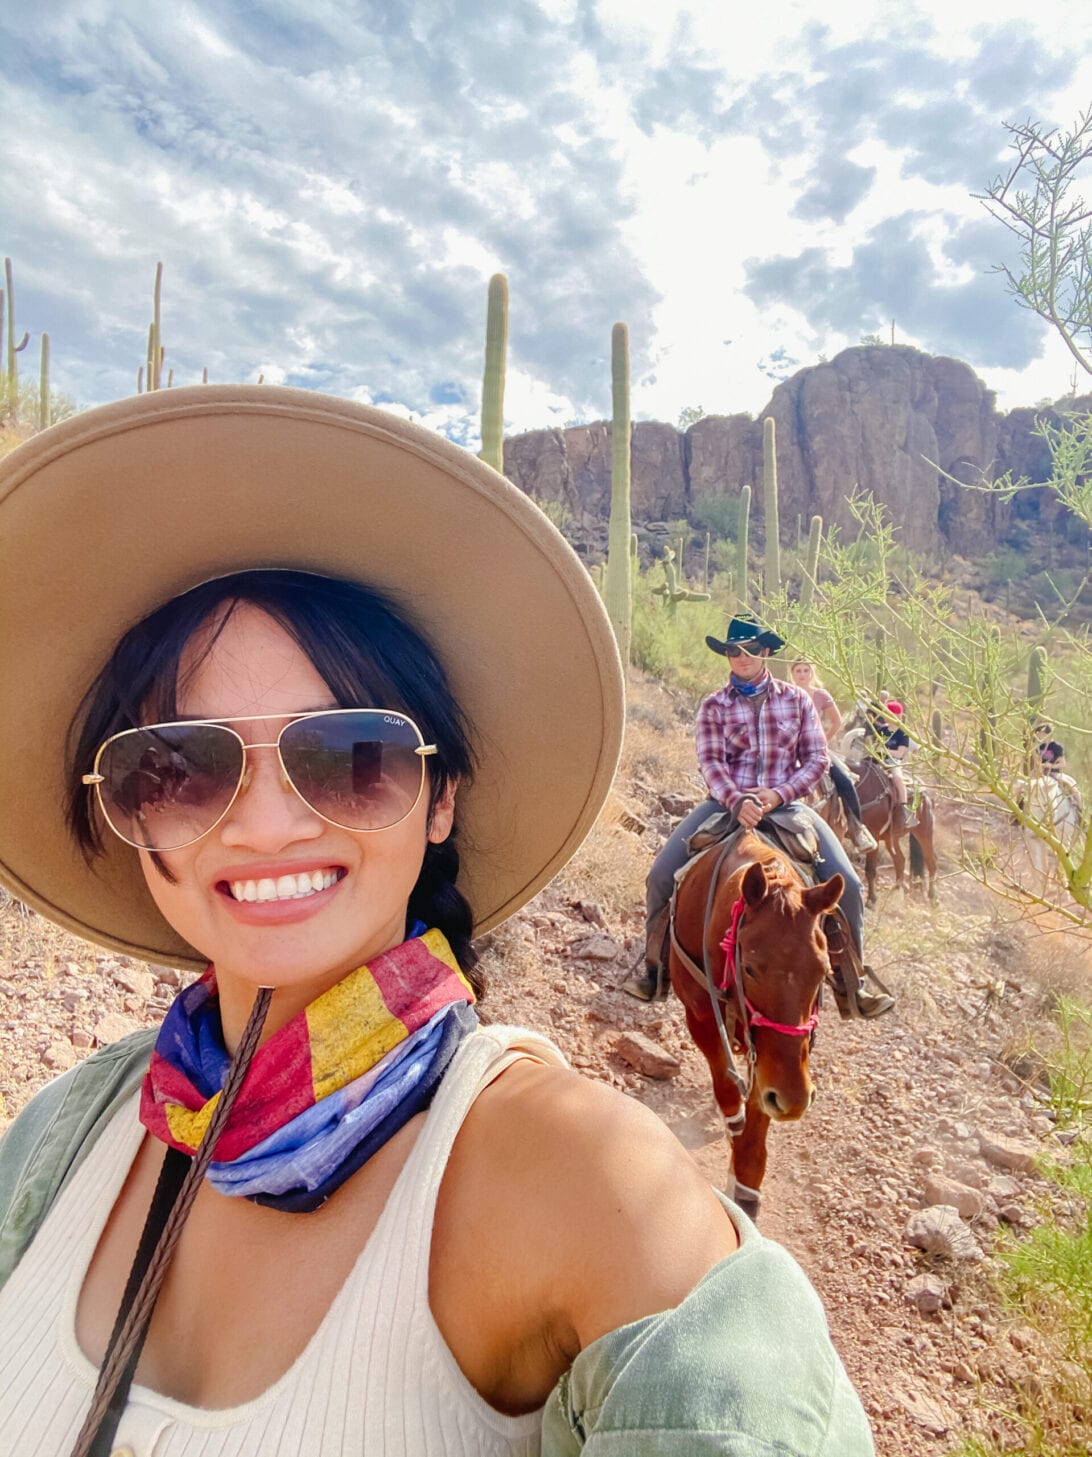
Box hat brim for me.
[0,386,624,970]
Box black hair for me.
[66,570,481,986]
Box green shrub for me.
[983,548,1032,585]
[537,497,575,534]
[690,493,741,541]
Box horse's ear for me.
[741,861,768,909]
[803,874,844,917]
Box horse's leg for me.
[920,824,939,903]
[889,829,907,892]
[729,1096,771,1220]
[864,847,878,905]
[681,1002,744,1136]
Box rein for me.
[718,896,819,1038]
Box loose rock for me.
[905,1273,948,1314]
[904,1206,984,1262]
[614,1031,681,1080]
[566,934,621,962]
[893,1386,950,1436]
[577,901,607,927]
[923,1174,985,1219]
[41,1041,77,1072]
[93,1011,140,1046]
[979,1129,1039,1173]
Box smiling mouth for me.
[223,868,346,903]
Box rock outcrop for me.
[501,345,1076,558]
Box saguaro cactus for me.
[735,484,751,608]
[140,262,165,392]
[479,273,508,473]
[603,322,632,664]
[651,548,711,617]
[152,260,164,391]
[5,258,30,422]
[1028,645,1047,713]
[799,514,823,606]
[762,416,781,596]
[38,333,50,430]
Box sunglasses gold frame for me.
[83,708,438,852]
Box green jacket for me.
[0,1038,874,1455]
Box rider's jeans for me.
[646,799,866,959]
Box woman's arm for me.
[433,1060,872,1452]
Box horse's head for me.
[733,859,844,1121]
[833,722,867,762]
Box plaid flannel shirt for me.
[695,673,830,811]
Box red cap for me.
[885,700,904,717]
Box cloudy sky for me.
[3,0,1091,446]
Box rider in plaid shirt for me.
[695,676,829,813]
[625,613,893,1018]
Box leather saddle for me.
[685,802,822,867]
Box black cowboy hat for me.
[705,613,786,657]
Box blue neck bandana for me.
[731,669,771,697]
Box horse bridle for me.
[668,812,822,1136]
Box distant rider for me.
[790,658,877,855]
[863,700,918,834]
[1034,722,1066,773]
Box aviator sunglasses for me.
[83,709,437,852]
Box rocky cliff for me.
[503,345,1078,559]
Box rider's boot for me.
[621,906,671,1001]
[825,918,895,1019]
[829,966,895,1019]
[894,801,918,832]
[846,814,878,854]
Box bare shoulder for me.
[444,1058,739,1347]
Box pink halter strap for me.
[719,895,819,1038]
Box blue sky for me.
[2,0,1091,446]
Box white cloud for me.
[0,0,1088,438]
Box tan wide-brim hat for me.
[0,385,624,971]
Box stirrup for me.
[848,820,878,853]
[620,962,669,1002]
[830,964,895,1019]
[621,969,659,1002]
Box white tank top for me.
[0,1024,564,1457]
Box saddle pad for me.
[684,805,819,865]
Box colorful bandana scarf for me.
[140,927,477,1212]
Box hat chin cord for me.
[69,986,275,1457]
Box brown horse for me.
[852,759,938,904]
[668,832,844,1219]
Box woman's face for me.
[791,662,813,686]
[137,604,455,1024]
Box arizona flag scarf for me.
[140,927,477,1212]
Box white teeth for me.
[228,869,340,903]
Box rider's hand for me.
[737,797,764,829]
[754,787,783,812]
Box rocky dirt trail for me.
[1,673,1088,1455]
